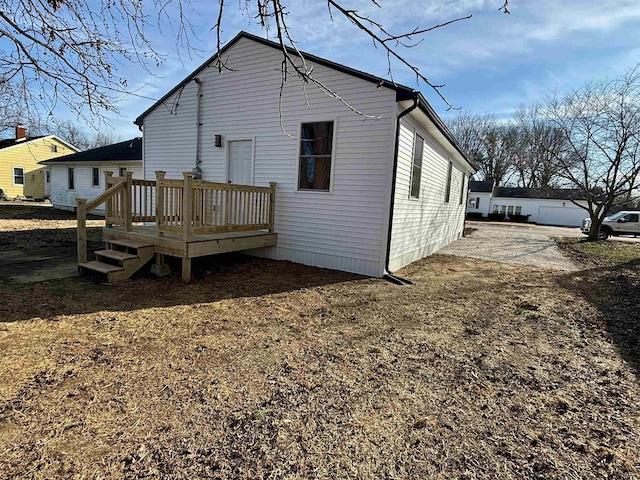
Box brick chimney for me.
[15,124,26,141]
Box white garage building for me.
[467,181,588,227]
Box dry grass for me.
[557,237,640,268]
[0,204,102,252]
[1,254,639,479]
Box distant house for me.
[132,31,476,278]
[0,125,78,200]
[468,180,588,226]
[40,138,142,214]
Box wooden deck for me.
[77,171,277,282]
[103,226,277,259]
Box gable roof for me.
[494,187,589,201]
[134,31,415,127]
[0,135,78,153]
[469,180,494,193]
[0,136,45,149]
[39,138,142,164]
[134,31,471,167]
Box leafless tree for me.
[546,65,640,241]
[0,0,509,124]
[512,104,568,189]
[447,112,517,186]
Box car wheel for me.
[598,229,609,240]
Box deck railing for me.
[76,170,276,263]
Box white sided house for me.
[135,32,475,278]
[41,139,142,215]
[468,180,589,227]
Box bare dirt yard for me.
[1,205,639,479]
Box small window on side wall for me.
[68,167,75,190]
[459,172,466,205]
[50,145,58,153]
[410,134,424,199]
[445,161,453,203]
[298,121,333,191]
[92,167,100,187]
[13,167,24,185]
[119,167,127,177]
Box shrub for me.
[466,212,483,220]
[488,212,506,221]
[509,214,530,223]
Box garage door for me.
[537,206,586,226]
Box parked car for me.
[581,211,640,239]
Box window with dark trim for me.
[119,167,127,177]
[298,121,333,191]
[50,145,58,153]
[13,167,24,185]
[445,161,453,203]
[410,134,424,198]
[68,167,75,190]
[459,172,466,205]
[92,167,100,187]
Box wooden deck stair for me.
[78,239,154,283]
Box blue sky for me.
[106,0,640,140]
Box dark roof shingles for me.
[40,138,142,164]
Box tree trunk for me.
[587,214,603,241]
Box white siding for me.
[49,162,142,214]
[488,197,588,226]
[388,115,468,272]
[142,38,398,277]
[466,192,492,216]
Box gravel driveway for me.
[438,222,581,271]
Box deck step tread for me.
[108,239,153,249]
[79,261,124,274]
[95,249,139,261]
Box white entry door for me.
[44,169,51,198]
[228,140,253,185]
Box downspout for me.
[193,78,203,179]
[383,95,419,286]
[461,174,469,237]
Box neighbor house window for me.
[50,145,58,153]
[515,206,522,215]
[507,206,514,215]
[119,167,127,177]
[445,161,453,203]
[500,205,507,214]
[12,167,24,185]
[92,167,100,186]
[493,205,499,213]
[68,167,75,190]
[459,172,466,205]
[469,197,480,209]
[298,121,333,191]
[410,134,424,198]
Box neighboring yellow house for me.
[0,125,79,200]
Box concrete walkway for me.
[438,222,580,271]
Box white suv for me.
[581,211,640,239]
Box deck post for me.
[76,198,87,264]
[183,172,194,242]
[155,171,166,237]
[182,258,192,283]
[269,182,277,233]
[124,171,133,232]
[104,171,113,227]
